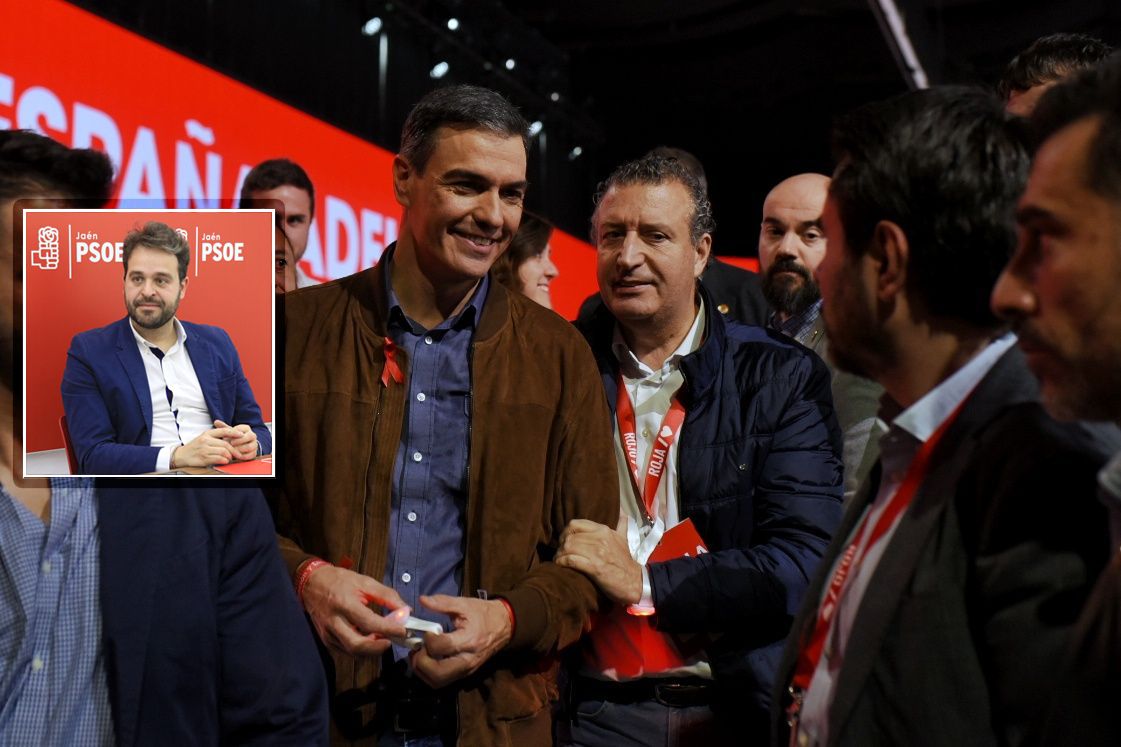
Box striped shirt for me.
[0,478,114,745]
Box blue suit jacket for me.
[61,317,271,474]
[98,482,328,745]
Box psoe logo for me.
[33,226,60,270]
[175,228,190,245]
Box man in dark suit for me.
[991,54,1121,746]
[95,481,329,745]
[0,130,327,744]
[772,87,1118,746]
[62,221,269,474]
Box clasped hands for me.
[170,419,258,467]
[555,515,643,606]
[301,565,513,688]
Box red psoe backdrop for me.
[23,209,274,453]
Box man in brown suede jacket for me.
[276,85,618,745]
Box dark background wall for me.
[71,0,1121,256]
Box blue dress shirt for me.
[0,479,114,745]
[382,249,487,655]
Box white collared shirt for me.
[797,333,1017,746]
[606,302,712,679]
[1097,450,1121,553]
[130,318,215,471]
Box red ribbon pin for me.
[381,337,404,387]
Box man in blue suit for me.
[62,221,270,474]
[1,130,326,745]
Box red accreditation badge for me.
[647,518,708,563]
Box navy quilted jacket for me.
[578,287,845,720]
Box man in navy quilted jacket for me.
[556,153,844,745]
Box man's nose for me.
[616,232,643,269]
[990,262,1036,320]
[778,231,802,257]
[474,190,503,230]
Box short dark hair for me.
[239,158,315,216]
[122,221,190,281]
[829,86,1030,329]
[1030,52,1121,201]
[592,154,715,245]
[645,146,708,193]
[0,130,114,204]
[997,33,1114,100]
[400,85,529,174]
[492,211,553,290]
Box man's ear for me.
[870,220,908,303]
[180,275,189,300]
[392,155,413,208]
[693,233,712,278]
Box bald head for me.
[758,173,830,321]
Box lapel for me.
[182,323,219,417]
[825,347,1037,738]
[777,461,882,696]
[801,313,828,355]
[98,483,163,747]
[114,319,153,432]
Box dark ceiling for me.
[73,0,1121,256]
[502,0,1121,255]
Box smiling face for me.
[394,126,527,288]
[124,245,187,331]
[991,116,1121,421]
[594,179,710,333]
[516,245,558,308]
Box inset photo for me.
[22,209,276,477]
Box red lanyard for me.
[615,373,686,527]
[790,397,970,697]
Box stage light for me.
[447,18,460,31]
[430,61,450,79]
[361,17,383,36]
[528,120,543,137]
[567,146,583,160]
[504,58,516,71]
[549,92,561,102]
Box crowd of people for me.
[2,29,1120,747]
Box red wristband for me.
[295,558,331,603]
[497,597,516,641]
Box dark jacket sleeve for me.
[216,488,329,745]
[649,349,844,634]
[962,408,1114,745]
[62,333,161,474]
[502,334,619,654]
